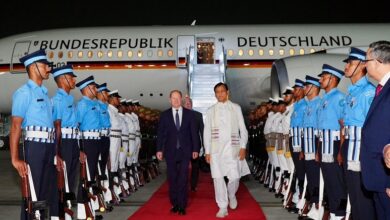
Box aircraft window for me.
[269,49,274,56]
[140,93,144,96]
[299,49,305,55]
[248,49,254,56]
[157,50,163,57]
[279,49,285,56]
[78,51,83,58]
[137,50,143,58]
[150,93,153,96]
[238,49,243,56]
[68,51,73,58]
[289,49,295,55]
[87,51,93,58]
[48,51,54,59]
[310,48,316,53]
[147,50,153,57]
[167,50,173,57]
[258,49,264,56]
[107,50,113,58]
[98,51,104,58]
[160,93,163,96]
[227,49,234,56]
[117,50,123,58]
[128,50,133,58]
[58,51,63,59]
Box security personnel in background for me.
[51,65,79,215]
[299,75,321,219]
[107,90,123,202]
[317,64,347,220]
[286,79,306,213]
[75,76,102,218]
[341,47,376,220]
[118,99,131,196]
[10,49,57,219]
[263,98,278,189]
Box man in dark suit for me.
[362,40,390,220]
[156,90,200,215]
[184,96,204,192]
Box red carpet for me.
[128,172,266,220]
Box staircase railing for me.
[187,46,195,97]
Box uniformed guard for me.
[10,49,57,219]
[107,90,123,203]
[118,99,131,197]
[96,82,115,208]
[51,65,79,218]
[317,64,347,220]
[263,98,278,189]
[341,47,376,220]
[286,79,307,213]
[75,75,103,219]
[298,75,321,219]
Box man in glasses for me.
[362,40,390,220]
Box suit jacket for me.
[157,107,200,162]
[193,110,204,147]
[362,79,390,192]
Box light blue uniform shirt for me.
[52,89,78,128]
[98,100,111,129]
[302,96,321,128]
[12,79,53,128]
[290,99,307,128]
[317,88,345,130]
[76,96,101,131]
[343,76,375,127]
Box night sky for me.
[1,0,390,38]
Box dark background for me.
[1,0,390,38]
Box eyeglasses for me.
[362,59,375,63]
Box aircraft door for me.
[11,41,31,73]
[177,35,195,67]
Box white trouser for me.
[213,177,240,209]
[133,138,141,163]
[109,137,121,172]
[119,141,129,169]
[128,140,136,166]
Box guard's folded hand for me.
[12,159,27,178]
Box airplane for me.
[0,23,389,116]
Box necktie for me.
[175,109,180,149]
[376,84,383,97]
[175,109,180,130]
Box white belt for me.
[101,129,109,136]
[61,127,78,135]
[25,130,55,140]
[82,131,100,138]
[110,129,121,136]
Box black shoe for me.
[95,214,104,220]
[170,205,179,213]
[178,207,186,215]
[191,187,197,192]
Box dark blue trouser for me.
[304,160,320,203]
[77,139,100,203]
[373,192,390,220]
[21,141,57,220]
[99,137,110,176]
[321,162,347,216]
[167,148,190,208]
[341,140,376,220]
[61,139,79,194]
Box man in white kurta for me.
[204,83,250,218]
